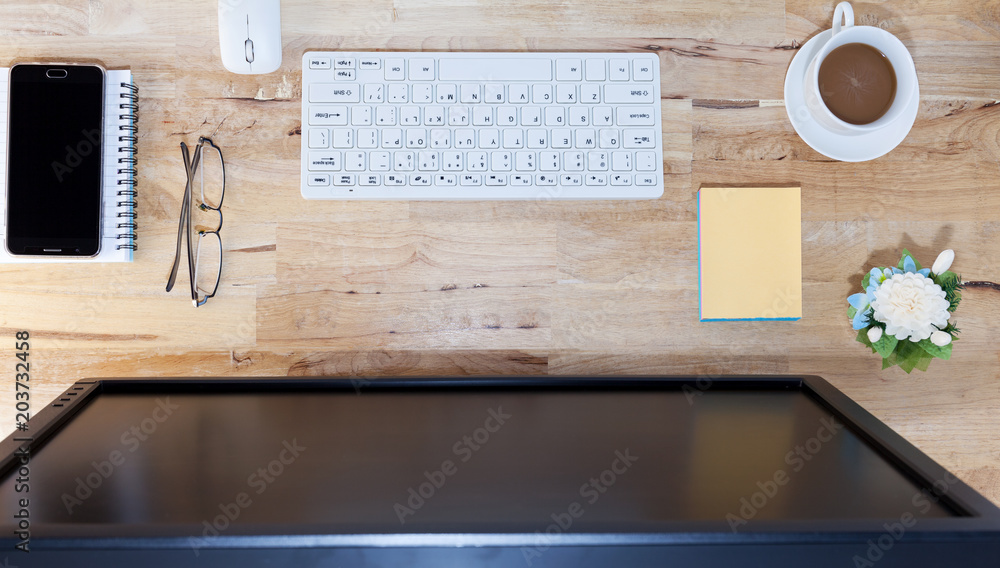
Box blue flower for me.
[848,292,871,330]
[900,255,931,277]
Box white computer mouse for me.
[218,0,282,74]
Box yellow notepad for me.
[698,187,802,321]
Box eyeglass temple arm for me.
[165,143,201,293]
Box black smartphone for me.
[5,63,105,256]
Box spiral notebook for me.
[0,69,138,263]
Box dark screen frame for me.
[4,63,105,257]
[1,376,998,568]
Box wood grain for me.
[0,1,998,511]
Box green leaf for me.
[894,339,935,373]
[917,338,952,360]
[856,327,873,350]
[848,306,858,320]
[872,333,898,359]
[862,272,871,291]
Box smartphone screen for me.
[5,64,104,256]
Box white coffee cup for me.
[802,2,917,134]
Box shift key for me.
[604,85,655,104]
[309,83,360,103]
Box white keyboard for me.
[300,52,663,200]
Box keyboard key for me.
[409,59,435,80]
[455,129,477,148]
[588,151,609,171]
[479,129,500,149]
[308,56,331,70]
[310,84,360,103]
[370,151,391,171]
[307,173,331,186]
[539,151,560,171]
[485,174,508,186]
[406,128,427,148]
[551,129,572,149]
[491,151,512,171]
[334,69,355,81]
[309,151,341,170]
[575,129,596,149]
[581,84,601,104]
[623,129,657,149]
[633,59,655,81]
[556,84,576,104]
[424,106,446,126]
[485,84,505,103]
[636,151,657,172]
[604,85,655,104]
[308,128,329,148]
[503,129,524,149]
[352,107,373,126]
[437,84,457,103]
[388,84,408,103]
[509,84,529,103]
[363,84,384,103]
[468,152,488,171]
[610,173,632,186]
[335,57,356,69]
[385,174,406,186]
[586,173,608,185]
[435,174,457,186]
[400,106,421,126]
[515,151,536,171]
[376,106,396,126]
[561,174,582,186]
[332,129,353,148]
[460,174,483,186]
[521,106,542,126]
[345,151,365,171]
[412,84,433,103]
[472,106,494,126]
[593,106,614,126]
[385,59,405,80]
[431,129,452,149]
[564,151,584,171]
[439,59,551,81]
[609,59,629,81]
[533,84,553,104]
[617,107,655,126]
[443,152,463,170]
[333,174,356,186]
[585,59,606,81]
[360,174,381,186]
[612,151,632,171]
[556,59,583,81]
[448,106,470,126]
[497,106,518,126]
[382,129,402,148]
[460,84,482,103]
[359,57,381,70]
[544,107,565,126]
[410,174,432,185]
[511,174,532,186]
[599,129,620,149]
[535,173,557,185]
[418,151,439,171]
[636,174,657,186]
[394,151,414,171]
[527,129,548,149]
[309,106,348,125]
[568,106,589,126]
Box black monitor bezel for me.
[1,375,998,553]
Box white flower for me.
[867,327,883,343]
[930,330,952,347]
[932,249,955,274]
[871,273,951,342]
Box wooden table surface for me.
[0,1,998,508]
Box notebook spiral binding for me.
[116,82,139,251]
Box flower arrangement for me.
[847,249,962,373]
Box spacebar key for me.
[439,59,552,81]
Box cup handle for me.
[832,2,854,36]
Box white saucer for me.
[783,29,919,162]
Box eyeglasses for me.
[166,137,225,307]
